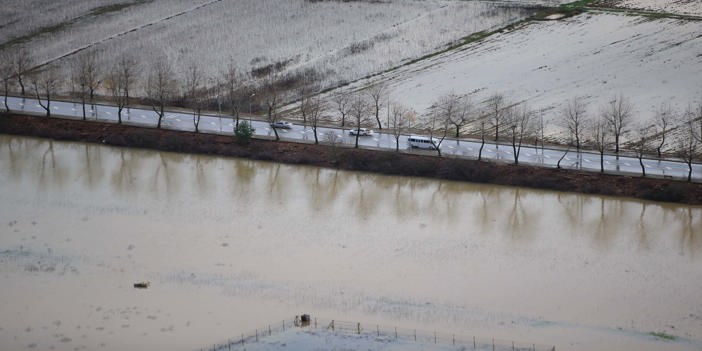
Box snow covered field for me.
[613,0,702,16]
[332,11,702,139]
[0,0,547,90]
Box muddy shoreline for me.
[1,113,701,205]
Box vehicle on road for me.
[408,135,438,149]
[349,128,374,136]
[270,121,293,129]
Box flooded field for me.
[0,135,701,351]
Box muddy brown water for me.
[0,135,700,351]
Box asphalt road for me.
[3,96,700,181]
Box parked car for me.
[349,128,374,136]
[270,121,293,129]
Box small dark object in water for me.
[133,282,150,289]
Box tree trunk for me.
[3,81,10,112]
[18,76,25,96]
[557,148,569,169]
[375,108,382,130]
[156,105,164,128]
[478,139,484,161]
[639,156,646,177]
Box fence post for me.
[283,320,285,331]
[493,338,495,351]
[474,336,476,350]
[434,331,437,344]
[395,327,397,339]
[331,320,335,331]
[414,329,416,341]
[357,322,361,335]
[241,334,244,345]
[256,329,258,342]
[228,339,231,351]
[315,318,317,329]
[377,325,379,337]
[269,325,271,336]
[512,341,515,351]
[453,334,455,346]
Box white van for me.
[408,135,438,150]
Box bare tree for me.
[118,54,138,109]
[145,58,177,129]
[332,92,350,127]
[303,94,326,144]
[506,104,533,165]
[602,94,632,154]
[367,83,386,130]
[349,94,370,148]
[71,58,88,120]
[183,62,204,132]
[435,92,468,138]
[262,77,281,141]
[425,102,451,157]
[31,65,60,117]
[79,51,100,102]
[634,123,652,177]
[486,93,507,142]
[692,101,702,145]
[224,61,245,128]
[105,64,125,123]
[563,96,587,152]
[298,74,320,127]
[677,106,701,181]
[106,55,137,124]
[388,102,410,151]
[591,116,610,173]
[1,51,13,112]
[13,46,33,96]
[478,120,487,161]
[450,97,473,138]
[652,103,674,158]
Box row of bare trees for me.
[0,46,257,135]
[324,87,701,180]
[1,46,700,180]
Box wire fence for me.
[200,316,555,351]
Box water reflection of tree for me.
[194,155,215,197]
[2,136,27,180]
[111,148,136,194]
[348,173,381,221]
[506,188,528,239]
[592,197,623,250]
[154,152,186,199]
[307,168,345,213]
[38,140,69,191]
[232,159,257,203]
[477,185,499,235]
[81,143,105,190]
[264,163,294,205]
[637,203,651,251]
[676,207,701,258]
[557,192,588,239]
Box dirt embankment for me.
[2,113,701,205]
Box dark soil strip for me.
[1,113,701,205]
